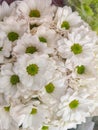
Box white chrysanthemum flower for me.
[0,0,98,129]
[14,54,57,91]
[56,89,96,130]
[55,6,82,31]
[0,106,18,130]
[36,25,59,49]
[0,63,22,102]
[16,0,56,23]
[65,59,97,82]
[13,33,53,57]
[11,103,50,130]
[39,71,67,104]
[0,1,16,21]
[0,18,27,43]
[71,61,97,80]
[57,26,97,65]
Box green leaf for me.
[68,0,81,8]
[90,17,98,34]
[81,0,93,5]
[81,4,94,16]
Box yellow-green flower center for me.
[10,75,20,85]
[26,64,39,76]
[25,46,37,54]
[29,9,40,18]
[71,43,83,55]
[19,125,22,128]
[42,126,49,130]
[76,65,85,74]
[61,21,70,29]
[30,24,38,30]
[39,37,47,43]
[30,108,37,115]
[69,99,79,109]
[7,32,19,42]
[0,47,3,51]
[45,83,55,93]
[4,106,10,112]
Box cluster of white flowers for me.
[0,0,98,130]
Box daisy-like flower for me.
[13,33,53,57]
[36,25,59,49]
[39,70,67,105]
[0,0,98,129]
[16,0,56,24]
[10,103,50,130]
[0,105,18,130]
[14,54,57,91]
[0,1,16,21]
[57,26,97,65]
[55,6,82,31]
[56,89,96,130]
[65,59,97,84]
[0,63,22,103]
[0,17,27,44]
[72,61,97,80]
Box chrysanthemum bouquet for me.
[0,0,98,130]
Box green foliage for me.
[67,0,98,34]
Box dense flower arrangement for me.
[0,0,98,130]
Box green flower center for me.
[4,106,10,112]
[26,64,39,76]
[29,9,40,18]
[10,75,20,85]
[0,47,3,51]
[25,46,37,54]
[61,21,70,29]
[69,99,79,109]
[30,24,38,30]
[7,32,19,42]
[76,65,85,74]
[19,125,22,128]
[39,37,47,43]
[71,43,83,55]
[42,126,49,130]
[45,83,55,93]
[30,108,37,115]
